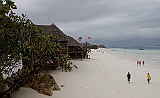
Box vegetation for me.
[0,0,71,82]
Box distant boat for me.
[139,48,144,50]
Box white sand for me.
[14,48,160,98]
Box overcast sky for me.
[13,0,160,47]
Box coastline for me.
[13,48,160,98]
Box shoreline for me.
[14,48,160,98]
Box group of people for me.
[126,72,151,84]
[137,60,145,66]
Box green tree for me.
[0,0,72,80]
[0,0,21,76]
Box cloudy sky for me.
[13,0,160,47]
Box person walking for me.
[147,73,151,84]
[142,61,144,65]
[126,72,131,83]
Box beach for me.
[13,48,160,98]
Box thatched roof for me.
[67,36,80,46]
[37,24,67,41]
[37,24,80,46]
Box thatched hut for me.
[37,24,83,59]
[37,24,68,54]
[67,36,82,59]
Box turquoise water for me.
[110,46,160,67]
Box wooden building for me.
[37,23,83,59]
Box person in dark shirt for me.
[126,72,131,83]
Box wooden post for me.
[81,42,83,60]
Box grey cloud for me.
[13,0,160,46]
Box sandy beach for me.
[13,48,160,98]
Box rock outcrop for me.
[25,73,60,96]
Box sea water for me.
[110,46,160,68]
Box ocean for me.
[110,46,160,67]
